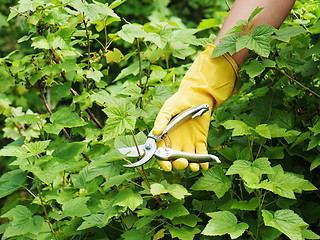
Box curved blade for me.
[123,138,156,167]
[118,145,144,157]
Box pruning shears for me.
[118,104,221,168]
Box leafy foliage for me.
[0,0,320,239]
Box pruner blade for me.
[123,138,157,167]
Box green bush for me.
[0,0,319,239]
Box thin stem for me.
[256,190,267,240]
[11,116,23,136]
[130,129,142,158]
[83,15,91,70]
[248,135,254,162]
[22,186,41,203]
[141,165,151,189]
[40,89,91,163]
[276,69,320,98]
[9,7,28,17]
[255,138,265,161]
[33,175,58,240]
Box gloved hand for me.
[152,44,238,171]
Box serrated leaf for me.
[236,24,275,57]
[118,24,147,43]
[150,181,191,200]
[162,202,189,220]
[172,46,196,60]
[262,209,308,240]
[264,165,317,199]
[77,214,104,230]
[113,188,143,211]
[255,124,271,139]
[2,205,44,239]
[169,226,201,240]
[0,169,27,198]
[106,48,124,63]
[24,140,51,155]
[231,197,260,211]
[310,154,320,171]
[202,211,249,239]
[197,18,221,30]
[52,142,87,160]
[191,166,231,198]
[50,107,87,131]
[62,197,91,217]
[227,158,274,184]
[144,30,171,49]
[172,214,202,228]
[121,229,150,240]
[222,120,252,136]
[86,69,103,82]
[211,33,241,57]
[102,99,137,140]
[273,27,306,42]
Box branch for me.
[50,49,104,129]
[276,69,320,98]
[9,7,28,18]
[40,89,91,163]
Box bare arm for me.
[213,0,296,66]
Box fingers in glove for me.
[157,160,172,172]
[196,142,209,170]
[172,158,188,170]
[152,112,172,136]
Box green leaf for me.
[211,33,241,57]
[102,99,137,140]
[118,24,147,43]
[169,226,201,240]
[150,181,191,200]
[197,18,221,30]
[86,69,103,82]
[172,46,196,60]
[162,202,189,220]
[258,165,317,199]
[307,135,320,150]
[248,7,264,23]
[47,27,72,49]
[62,197,91,217]
[105,48,124,63]
[113,188,143,211]
[50,107,87,133]
[273,27,306,42]
[236,24,275,57]
[144,29,171,49]
[0,169,27,198]
[24,140,51,155]
[222,120,252,137]
[77,214,104,230]
[2,205,45,239]
[143,48,164,63]
[172,214,202,228]
[191,166,232,198]
[310,154,320,171]
[255,124,272,139]
[231,197,260,211]
[241,59,276,78]
[202,211,249,239]
[121,229,150,240]
[52,142,87,160]
[262,209,308,240]
[226,158,274,185]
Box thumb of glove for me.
[152,103,179,136]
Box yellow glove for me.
[152,44,238,171]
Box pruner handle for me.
[154,148,220,163]
[149,103,210,140]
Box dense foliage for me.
[0,0,319,239]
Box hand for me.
[152,44,238,171]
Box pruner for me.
[118,104,221,168]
